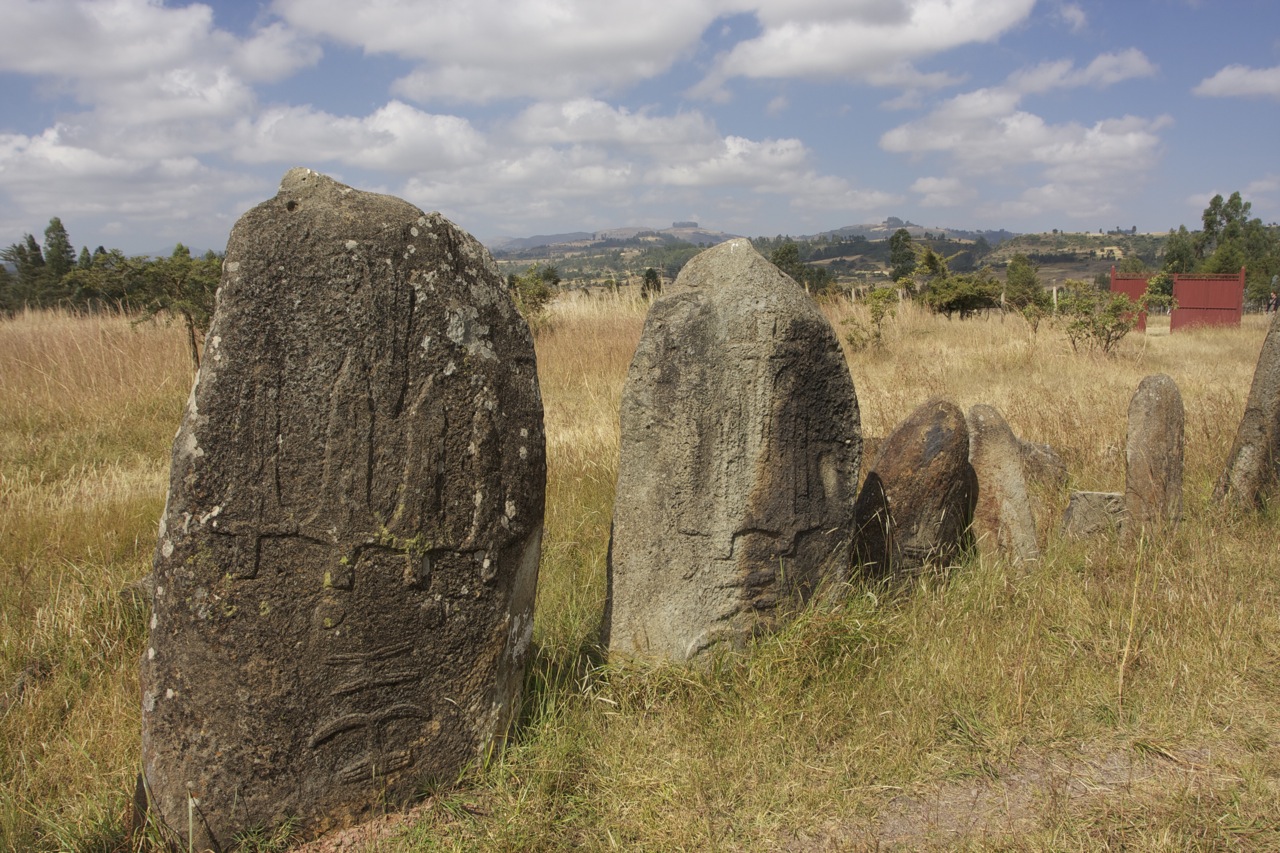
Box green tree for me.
[915,247,1001,319]
[769,240,804,281]
[1056,278,1167,355]
[641,267,661,299]
[62,248,135,309]
[137,245,222,368]
[42,217,76,285]
[888,228,915,282]
[1162,225,1197,274]
[507,262,557,328]
[1146,271,1173,298]
[1182,191,1280,303]
[1004,253,1051,333]
[0,234,46,310]
[845,285,899,350]
[1003,254,1041,309]
[768,240,834,294]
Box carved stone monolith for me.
[140,169,545,849]
[967,404,1039,563]
[1018,438,1068,489]
[853,399,975,577]
[1061,491,1124,539]
[604,239,861,663]
[1125,374,1184,536]
[1215,309,1280,508]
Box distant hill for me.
[487,232,594,252]
[805,218,1018,246]
[487,218,1024,258]
[489,222,740,258]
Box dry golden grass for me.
[2,298,1278,852]
[0,310,191,850]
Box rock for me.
[118,573,155,608]
[967,404,1039,563]
[1017,438,1068,488]
[140,169,546,850]
[854,398,975,577]
[1125,374,1184,536]
[1061,491,1125,539]
[1215,309,1280,508]
[604,239,861,663]
[852,472,893,577]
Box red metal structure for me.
[1170,267,1245,331]
[1109,267,1150,332]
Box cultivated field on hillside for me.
[2,298,1278,851]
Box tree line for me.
[1159,191,1279,303]
[1,217,221,366]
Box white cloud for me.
[1057,3,1087,33]
[275,0,722,103]
[910,176,976,207]
[649,136,809,188]
[1009,49,1156,95]
[234,102,487,171]
[1193,65,1280,99]
[691,0,1034,98]
[0,1,319,103]
[0,0,219,79]
[233,22,324,82]
[882,51,1168,221]
[274,0,1032,105]
[508,100,717,150]
[0,124,263,248]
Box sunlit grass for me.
[3,300,1278,851]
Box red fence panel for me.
[1109,267,1150,332]
[1170,267,1244,331]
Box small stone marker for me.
[1215,309,1280,508]
[140,169,545,849]
[1125,374,1184,536]
[967,404,1039,563]
[1061,491,1125,539]
[605,239,861,663]
[853,398,975,576]
[1018,438,1068,489]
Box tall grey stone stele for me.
[1215,309,1280,508]
[605,239,861,663]
[140,169,545,849]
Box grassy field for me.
[2,296,1279,851]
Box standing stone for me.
[1061,491,1125,539]
[605,239,861,663]
[853,399,975,577]
[1215,309,1280,508]
[1018,438,1068,489]
[852,472,893,577]
[967,404,1039,563]
[140,169,545,849]
[1125,374,1184,536]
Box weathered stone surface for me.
[1125,374,1184,536]
[967,404,1039,563]
[853,398,975,577]
[1061,491,1125,539]
[1215,309,1280,508]
[140,169,545,849]
[1018,438,1068,488]
[604,239,861,663]
[852,472,892,577]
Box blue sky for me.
[1,0,1278,254]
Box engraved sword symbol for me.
[311,641,429,783]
